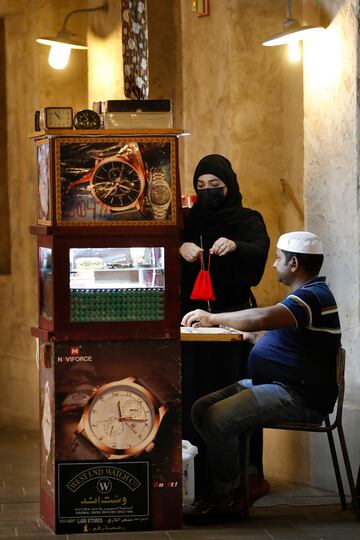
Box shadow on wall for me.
[88,0,119,36]
[304,0,341,29]
[264,429,314,485]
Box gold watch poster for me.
[55,137,177,226]
[39,339,182,534]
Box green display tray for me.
[70,287,165,322]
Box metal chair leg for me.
[325,417,347,509]
[337,424,360,520]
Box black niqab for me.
[189,154,253,239]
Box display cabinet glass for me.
[69,247,165,322]
[39,247,53,320]
[33,131,183,229]
[34,234,180,341]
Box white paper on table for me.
[180,326,241,334]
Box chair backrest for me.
[334,347,346,425]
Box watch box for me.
[93,100,173,129]
[32,132,182,228]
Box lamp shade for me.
[36,2,108,69]
[262,25,325,46]
[36,35,87,50]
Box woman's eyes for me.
[198,182,222,189]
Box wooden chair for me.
[243,347,360,520]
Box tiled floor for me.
[0,424,359,539]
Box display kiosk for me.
[31,129,183,534]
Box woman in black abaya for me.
[180,154,270,499]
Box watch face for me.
[150,184,171,205]
[84,381,157,454]
[42,107,73,129]
[73,109,101,130]
[90,159,144,210]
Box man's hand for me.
[180,242,204,262]
[182,304,295,333]
[181,309,216,328]
[210,237,236,256]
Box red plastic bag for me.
[190,253,215,301]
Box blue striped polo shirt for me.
[248,277,341,414]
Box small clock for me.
[39,107,73,130]
[73,109,101,130]
[34,110,41,131]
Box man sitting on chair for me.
[182,231,341,522]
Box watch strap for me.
[67,432,106,461]
[116,142,145,174]
[153,206,170,220]
[134,372,179,408]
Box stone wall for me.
[264,0,360,491]
[87,0,124,105]
[0,0,87,427]
[304,0,360,489]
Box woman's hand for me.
[210,237,236,256]
[181,309,215,328]
[180,242,204,262]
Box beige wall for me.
[147,0,182,125]
[87,0,124,105]
[0,0,87,427]
[303,0,360,490]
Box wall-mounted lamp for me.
[262,0,324,61]
[36,2,109,70]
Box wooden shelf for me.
[30,128,187,138]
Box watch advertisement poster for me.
[39,339,182,534]
[55,137,177,226]
[36,140,51,225]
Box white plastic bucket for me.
[182,439,198,505]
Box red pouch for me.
[190,253,215,301]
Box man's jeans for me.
[191,379,324,496]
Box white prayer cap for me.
[277,231,323,255]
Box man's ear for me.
[290,255,299,272]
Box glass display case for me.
[32,131,184,229]
[69,247,165,322]
[34,234,180,341]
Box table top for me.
[180,326,243,342]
